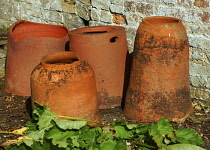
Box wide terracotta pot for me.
[31,51,100,122]
[5,20,69,96]
[123,16,192,122]
[69,26,128,109]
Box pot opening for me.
[83,31,109,34]
[45,58,79,65]
[145,18,179,24]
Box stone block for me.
[110,4,124,14]
[100,10,112,23]
[156,5,181,18]
[188,34,210,50]
[92,0,111,10]
[63,13,84,29]
[91,7,100,21]
[78,0,91,5]
[191,51,205,61]
[111,0,124,5]
[76,1,90,20]
[163,0,177,4]
[62,2,75,13]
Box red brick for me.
[113,14,127,24]
[194,0,209,8]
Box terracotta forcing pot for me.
[5,20,69,96]
[69,26,128,109]
[31,51,100,122]
[123,16,192,122]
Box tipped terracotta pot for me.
[123,16,192,123]
[31,51,100,121]
[69,26,128,109]
[5,20,69,96]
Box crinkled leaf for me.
[54,120,87,130]
[6,143,30,150]
[159,144,206,150]
[156,117,174,137]
[46,127,75,148]
[32,101,48,120]
[24,121,38,135]
[149,118,174,148]
[112,121,127,126]
[70,135,80,147]
[126,124,138,130]
[97,132,113,143]
[172,128,204,145]
[22,139,33,147]
[100,140,115,150]
[78,127,102,149]
[114,140,127,150]
[27,129,45,142]
[114,126,133,139]
[37,107,58,130]
[136,124,151,134]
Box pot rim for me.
[69,25,125,36]
[142,16,181,24]
[41,51,80,68]
[9,20,69,40]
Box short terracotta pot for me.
[69,26,128,109]
[5,20,69,96]
[123,16,192,123]
[31,51,100,122]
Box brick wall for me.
[0,0,209,103]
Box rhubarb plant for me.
[6,102,206,150]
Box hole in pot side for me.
[82,31,109,34]
[110,36,118,43]
[45,58,79,65]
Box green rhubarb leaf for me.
[46,127,75,148]
[126,124,138,130]
[172,128,204,145]
[27,129,45,142]
[6,143,31,150]
[136,124,151,134]
[97,132,113,143]
[112,121,128,126]
[114,140,127,150]
[24,121,38,135]
[22,139,33,147]
[149,118,174,148]
[37,107,58,130]
[33,101,48,120]
[159,144,206,150]
[100,140,115,150]
[70,135,80,147]
[54,120,87,130]
[78,127,102,149]
[114,126,133,139]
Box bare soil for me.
[0,76,209,149]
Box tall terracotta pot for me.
[123,16,192,122]
[5,20,69,96]
[31,51,100,121]
[69,26,128,109]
